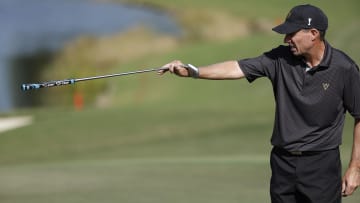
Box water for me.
[0,0,180,112]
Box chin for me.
[290,50,303,56]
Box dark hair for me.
[303,28,326,41]
[319,30,326,41]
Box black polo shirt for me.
[239,41,360,151]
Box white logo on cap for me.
[308,18,312,26]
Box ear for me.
[310,29,320,41]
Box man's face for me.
[284,29,314,56]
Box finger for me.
[159,62,176,74]
[160,60,186,76]
[173,66,189,77]
[170,60,185,71]
[171,60,184,67]
[344,185,355,197]
[342,180,347,196]
[162,63,174,73]
[157,67,169,75]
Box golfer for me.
[159,4,360,203]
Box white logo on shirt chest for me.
[322,83,330,90]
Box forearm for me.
[349,119,360,168]
[342,119,360,196]
[197,60,245,80]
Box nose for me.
[284,34,291,43]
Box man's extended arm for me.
[159,60,245,80]
[342,118,360,196]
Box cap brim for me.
[272,22,302,34]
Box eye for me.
[286,32,296,38]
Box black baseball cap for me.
[272,4,328,34]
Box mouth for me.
[289,45,297,53]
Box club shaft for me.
[21,67,167,91]
[75,68,165,82]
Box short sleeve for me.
[238,46,284,83]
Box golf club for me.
[21,64,198,91]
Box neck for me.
[304,41,326,67]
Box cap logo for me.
[308,18,312,26]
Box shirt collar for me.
[318,40,332,68]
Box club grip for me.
[21,79,75,91]
[21,83,41,91]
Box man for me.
[158,4,360,203]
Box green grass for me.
[1,0,360,202]
[0,158,270,203]
[0,107,358,202]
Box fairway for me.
[0,156,270,203]
[1,155,359,202]
[0,106,359,202]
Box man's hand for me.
[342,165,360,196]
[343,119,360,196]
[158,60,190,77]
